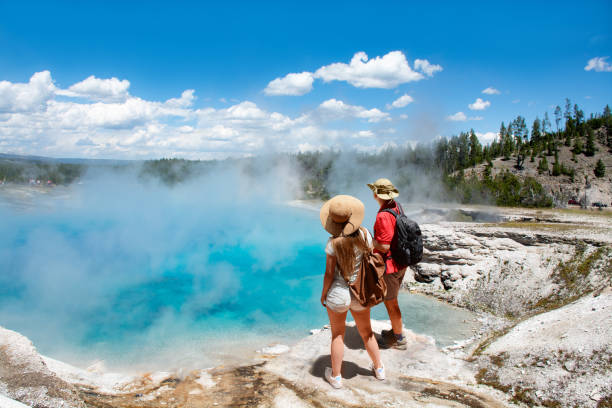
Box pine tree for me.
[483,162,492,180]
[458,132,470,169]
[564,98,572,122]
[501,122,513,160]
[543,112,551,135]
[547,139,555,156]
[585,129,596,156]
[574,104,584,131]
[594,159,606,178]
[573,137,583,155]
[564,99,573,146]
[554,106,562,138]
[565,130,572,147]
[531,117,542,143]
[552,151,561,176]
[468,130,483,166]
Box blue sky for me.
[0,0,610,159]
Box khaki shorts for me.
[383,268,406,301]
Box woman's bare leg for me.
[351,307,382,369]
[327,307,347,377]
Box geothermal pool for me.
[0,178,477,372]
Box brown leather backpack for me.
[349,251,387,307]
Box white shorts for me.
[326,297,367,313]
[326,281,367,313]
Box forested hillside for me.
[438,101,611,207]
[2,101,610,208]
[296,101,611,207]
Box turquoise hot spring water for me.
[0,178,477,372]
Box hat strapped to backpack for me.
[367,178,399,200]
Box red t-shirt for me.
[373,200,401,274]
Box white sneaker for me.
[325,367,342,389]
[371,363,386,380]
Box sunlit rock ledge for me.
[1,320,511,407]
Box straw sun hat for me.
[320,195,365,237]
[367,178,399,200]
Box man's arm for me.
[373,212,393,253]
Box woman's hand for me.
[320,293,327,307]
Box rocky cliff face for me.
[406,206,612,407]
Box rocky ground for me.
[1,206,611,407]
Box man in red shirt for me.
[367,178,407,350]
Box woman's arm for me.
[320,254,336,307]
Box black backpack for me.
[381,204,423,267]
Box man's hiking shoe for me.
[325,367,342,389]
[393,336,407,350]
[380,329,407,350]
[371,364,386,380]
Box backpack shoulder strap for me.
[380,208,398,218]
[396,202,405,215]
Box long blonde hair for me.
[331,226,371,281]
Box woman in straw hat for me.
[319,195,385,389]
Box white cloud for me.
[482,87,500,95]
[314,51,429,88]
[264,72,314,96]
[354,130,374,138]
[223,101,269,120]
[387,94,414,109]
[584,56,612,72]
[165,90,195,108]
[399,114,408,120]
[76,137,96,146]
[413,59,443,77]
[57,75,130,101]
[512,99,520,104]
[476,131,498,144]
[446,111,483,121]
[352,141,401,154]
[0,70,411,159]
[468,98,490,110]
[264,51,441,95]
[447,111,467,121]
[178,125,194,133]
[318,98,390,123]
[0,71,56,113]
